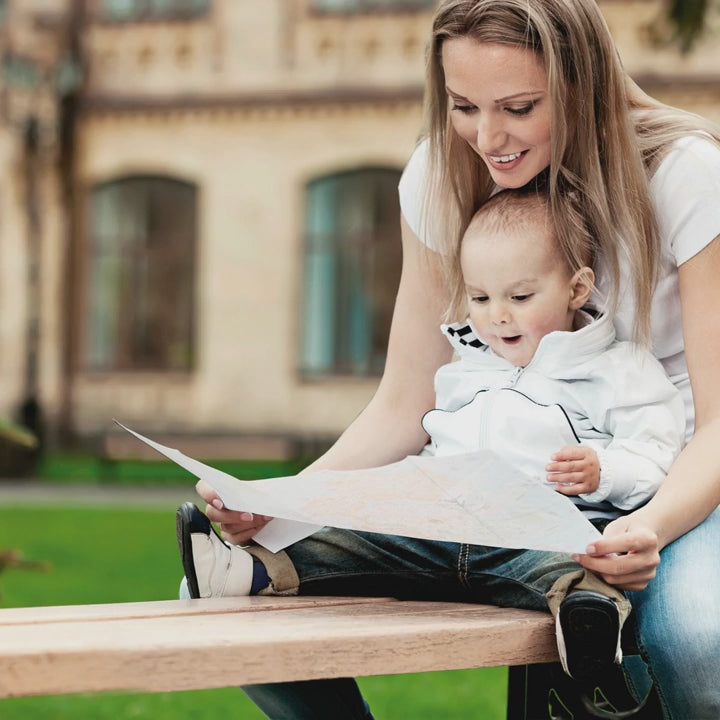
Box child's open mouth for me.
[501,336,521,345]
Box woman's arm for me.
[576,236,720,589]
[198,217,453,543]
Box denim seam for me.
[630,620,673,720]
[298,568,458,585]
[458,543,471,590]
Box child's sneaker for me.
[175,502,254,599]
[556,590,623,681]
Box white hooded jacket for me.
[422,312,686,518]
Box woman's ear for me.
[569,266,595,310]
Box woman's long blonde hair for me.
[424,0,720,343]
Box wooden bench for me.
[0,596,557,697]
[0,595,658,717]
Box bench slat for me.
[0,595,392,625]
[0,597,557,697]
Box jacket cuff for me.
[578,446,613,504]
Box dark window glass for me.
[300,168,402,377]
[100,0,210,22]
[84,176,196,371]
[312,0,434,12]
[1,53,40,88]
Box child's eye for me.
[512,294,532,302]
[471,295,488,304]
[452,103,477,115]
[505,104,534,116]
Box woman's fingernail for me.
[586,544,596,554]
[240,512,253,521]
[571,554,580,561]
[211,498,224,510]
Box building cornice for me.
[80,86,426,117]
[80,72,720,116]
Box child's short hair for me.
[445,188,594,322]
[467,189,593,272]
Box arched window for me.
[300,167,402,377]
[84,176,196,371]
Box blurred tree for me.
[654,0,718,53]
[0,418,37,478]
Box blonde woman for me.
[194,1,720,717]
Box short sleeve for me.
[398,139,431,244]
[651,135,720,266]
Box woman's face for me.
[442,38,552,188]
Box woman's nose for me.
[476,113,506,152]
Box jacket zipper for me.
[506,366,524,388]
[479,366,524,447]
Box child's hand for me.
[545,445,600,495]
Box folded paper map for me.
[118,423,601,554]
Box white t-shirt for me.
[398,135,720,440]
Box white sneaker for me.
[176,502,254,598]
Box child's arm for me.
[546,445,600,495]
[556,345,685,511]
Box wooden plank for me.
[0,595,393,625]
[0,598,557,697]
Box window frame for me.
[81,174,198,374]
[299,166,403,380]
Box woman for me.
[198,1,720,717]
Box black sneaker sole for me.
[559,590,621,682]
[176,502,210,599]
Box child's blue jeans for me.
[241,526,596,719]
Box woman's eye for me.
[452,103,477,115]
[506,104,534,116]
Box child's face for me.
[461,224,582,367]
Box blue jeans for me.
[242,527,593,719]
[181,514,720,718]
[624,506,720,720]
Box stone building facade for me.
[0,0,718,457]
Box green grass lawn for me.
[0,504,508,719]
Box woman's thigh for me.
[628,507,720,719]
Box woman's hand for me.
[195,479,273,545]
[572,513,660,591]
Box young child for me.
[176,189,685,683]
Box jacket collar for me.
[441,310,616,370]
